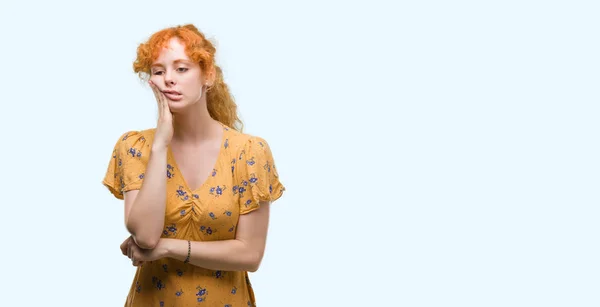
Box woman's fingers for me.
[127,241,133,260]
[149,80,170,119]
[149,81,163,116]
[149,79,174,147]
[120,237,129,256]
[133,260,144,267]
[162,91,171,115]
[123,238,144,266]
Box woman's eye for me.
[152,71,164,75]
[177,67,189,72]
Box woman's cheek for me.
[149,75,161,85]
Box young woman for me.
[102,24,285,306]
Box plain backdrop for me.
[0,0,598,306]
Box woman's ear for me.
[208,66,217,84]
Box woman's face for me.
[149,37,208,112]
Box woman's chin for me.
[167,100,188,112]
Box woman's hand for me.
[121,236,169,266]
[149,80,174,149]
[120,236,143,266]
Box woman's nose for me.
[164,72,176,85]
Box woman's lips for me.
[163,91,183,101]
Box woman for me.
[102,24,285,306]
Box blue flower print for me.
[128,147,141,158]
[193,194,199,199]
[225,305,232,307]
[176,269,183,277]
[160,301,164,307]
[245,199,252,207]
[214,270,224,279]
[162,264,168,272]
[200,226,214,235]
[228,225,235,232]
[139,173,144,180]
[246,157,256,166]
[167,164,175,179]
[209,185,227,197]
[232,185,239,195]
[176,186,189,201]
[209,212,217,220]
[163,224,177,237]
[136,281,141,293]
[212,168,217,177]
[224,138,229,149]
[180,209,186,216]
[238,185,247,197]
[249,174,258,184]
[156,279,165,290]
[175,289,184,297]
[223,210,232,217]
[118,158,122,167]
[196,286,207,300]
[231,158,237,173]
[122,133,130,141]
[231,287,237,294]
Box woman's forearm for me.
[162,238,262,272]
[126,146,168,248]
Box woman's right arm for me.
[124,144,168,249]
[124,80,174,249]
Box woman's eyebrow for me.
[151,59,192,68]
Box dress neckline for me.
[166,121,228,194]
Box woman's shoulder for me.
[223,126,271,153]
[114,128,157,147]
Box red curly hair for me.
[132,24,243,132]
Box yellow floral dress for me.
[102,121,285,306]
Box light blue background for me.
[0,0,598,306]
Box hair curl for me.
[132,24,243,132]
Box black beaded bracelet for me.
[184,240,191,264]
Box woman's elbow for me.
[135,236,160,249]
[246,252,264,272]
[127,225,160,249]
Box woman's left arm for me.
[130,201,271,272]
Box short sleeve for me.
[236,136,286,214]
[102,131,149,200]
